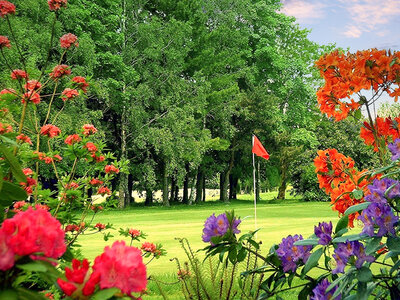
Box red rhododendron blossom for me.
[141,242,156,253]
[0,207,66,261]
[129,229,141,238]
[0,122,12,134]
[0,228,14,271]
[44,156,53,164]
[50,64,71,80]
[66,182,79,190]
[89,178,103,186]
[0,1,15,17]
[72,76,89,93]
[60,33,78,49]
[40,124,61,138]
[84,142,97,153]
[97,186,111,196]
[91,153,105,163]
[11,69,28,80]
[93,241,147,294]
[22,90,40,104]
[61,88,79,101]
[0,88,16,96]
[65,224,80,232]
[105,165,119,174]
[16,134,32,145]
[0,35,10,48]
[13,201,27,209]
[90,205,103,212]
[48,0,67,11]
[53,154,62,162]
[34,151,46,160]
[65,134,81,145]
[82,124,97,136]
[20,173,36,195]
[57,259,100,297]
[23,168,33,176]
[94,223,106,231]
[25,80,42,91]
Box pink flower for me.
[61,88,79,101]
[25,80,42,91]
[11,69,28,80]
[82,124,97,136]
[0,88,16,97]
[105,165,119,174]
[93,241,147,294]
[0,228,14,271]
[141,242,156,253]
[22,90,40,104]
[60,33,78,49]
[16,134,32,145]
[40,124,61,138]
[0,35,10,48]
[1,207,66,261]
[50,64,71,80]
[0,1,15,17]
[129,229,141,238]
[22,168,33,176]
[48,0,67,11]
[53,154,62,162]
[72,76,89,93]
[65,134,81,145]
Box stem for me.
[6,15,27,71]
[52,101,66,123]
[364,100,384,164]
[43,82,59,125]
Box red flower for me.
[1,207,66,263]
[16,134,32,145]
[97,186,111,196]
[84,142,97,153]
[129,229,141,238]
[65,224,80,232]
[48,0,67,11]
[0,122,12,134]
[13,201,27,209]
[60,33,78,49]
[65,134,81,145]
[40,124,61,138]
[20,177,36,194]
[94,223,106,231]
[90,205,103,212]
[57,259,100,297]
[72,76,89,93]
[92,241,147,294]
[82,124,97,136]
[22,90,40,104]
[91,153,105,163]
[43,156,53,164]
[23,168,33,176]
[141,242,156,253]
[0,88,16,96]
[0,228,14,271]
[66,182,79,190]
[89,178,103,186]
[0,35,10,48]
[0,1,15,17]
[105,165,119,174]
[50,64,71,80]
[61,88,79,101]
[11,69,28,80]
[53,154,62,162]
[25,80,42,91]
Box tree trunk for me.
[229,175,238,200]
[277,165,287,200]
[170,176,176,203]
[202,175,206,202]
[183,163,189,204]
[195,168,204,203]
[188,175,196,204]
[162,161,170,206]
[128,174,134,204]
[118,108,129,208]
[219,172,225,202]
[145,188,153,206]
[220,150,235,203]
[174,185,179,202]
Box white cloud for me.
[281,0,327,23]
[343,25,363,38]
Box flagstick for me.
[252,135,257,239]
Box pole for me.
[252,135,257,238]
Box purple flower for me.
[358,202,398,237]
[365,178,400,203]
[353,241,375,268]
[311,279,340,300]
[276,234,312,273]
[314,221,333,245]
[202,212,241,243]
[388,138,400,161]
[333,241,374,273]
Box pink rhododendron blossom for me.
[0,1,15,17]
[40,124,61,138]
[50,64,71,80]
[0,228,14,271]
[0,35,10,48]
[65,134,81,145]
[82,124,97,136]
[22,90,40,104]
[105,165,119,174]
[60,33,78,49]
[16,133,32,145]
[72,76,89,93]
[11,69,27,80]
[25,80,42,91]
[48,0,67,11]
[61,88,79,101]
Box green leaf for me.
[354,109,362,121]
[365,237,382,255]
[352,189,363,200]
[344,202,371,216]
[16,288,47,300]
[303,248,323,275]
[228,246,237,264]
[0,144,26,183]
[293,239,319,246]
[91,288,120,300]
[298,284,312,300]
[357,266,372,283]
[356,282,368,300]
[237,247,247,262]
[17,262,47,273]
[335,215,349,234]
[0,181,28,206]
[332,234,367,243]
[387,236,400,251]
[0,290,18,300]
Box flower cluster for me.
[40,124,61,138]
[11,69,27,80]
[0,0,15,17]
[311,279,340,300]
[0,35,10,48]
[332,241,375,274]
[60,33,78,49]
[360,116,400,152]
[388,138,400,161]
[16,133,32,145]
[0,122,12,134]
[82,124,97,136]
[61,88,79,101]
[0,207,66,271]
[314,221,332,245]
[65,134,81,145]
[105,164,119,174]
[72,76,89,93]
[202,212,241,243]
[50,64,71,80]
[276,234,312,273]
[48,0,67,11]
[20,167,37,194]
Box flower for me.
[16,133,32,145]
[65,134,81,145]
[92,241,147,294]
[23,168,33,176]
[84,142,97,153]
[48,0,67,11]
[50,64,71,80]
[311,279,340,300]
[0,207,66,268]
[65,224,80,233]
[314,221,332,245]
[66,182,79,190]
[0,35,10,48]
[105,165,119,174]
[97,186,111,196]
[90,205,103,212]
[95,223,106,231]
[388,138,400,161]
[0,228,14,271]
[202,212,241,243]
[89,178,103,186]
[91,153,105,163]
[72,76,89,93]
[82,124,97,136]
[40,124,61,138]
[60,33,78,49]
[11,69,28,80]
[25,80,42,91]
[57,259,100,297]
[61,88,79,101]
[129,229,141,239]
[0,1,15,17]
[22,90,40,104]
[276,234,312,273]
[365,178,400,203]
[332,241,374,274]
[141,242,156,253]
[0,122,12,134]
[0,88,16,97]
[358,202,398,237]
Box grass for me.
[77,192,341,299]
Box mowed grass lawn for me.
[78,192,341,277]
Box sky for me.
[280,0,400,52]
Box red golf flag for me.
[252,135,269,160]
